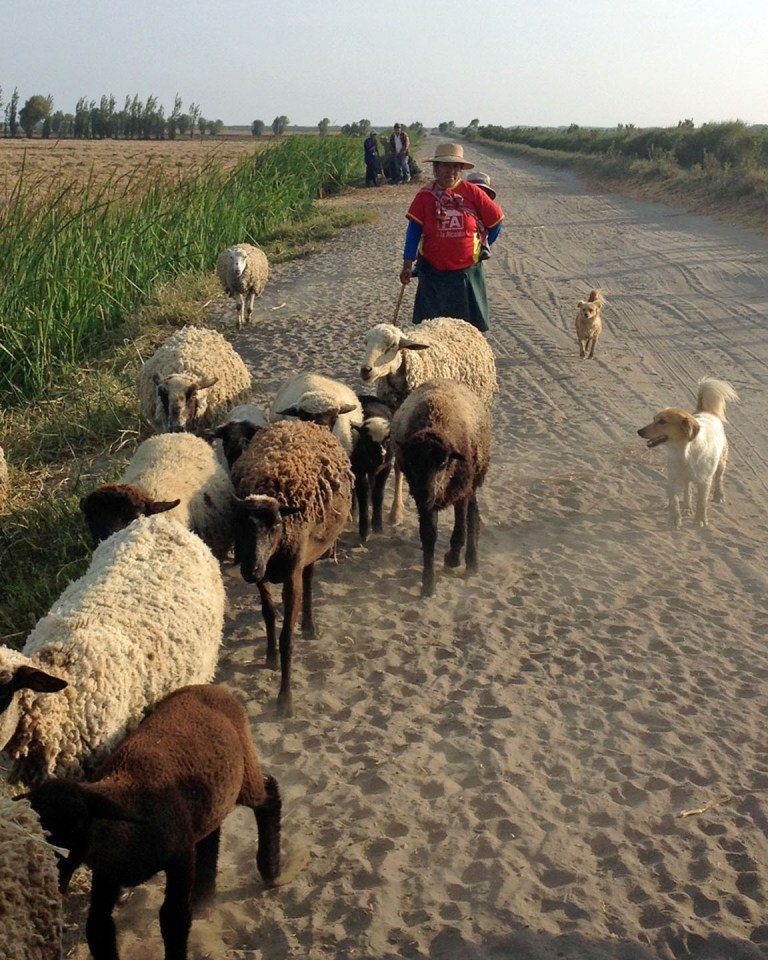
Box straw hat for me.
[423,142,475,169]
[465,171,496,200]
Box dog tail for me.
[695,378,739,421]
[587,289,605,309]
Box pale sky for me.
[3,0,767,128]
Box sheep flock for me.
[1,224,501,958]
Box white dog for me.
[637,378,739,528]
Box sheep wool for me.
[216,244,269,298]
[137,325,252,431]
[4,515,224,783]
[0,796,62,960]
[121,433,234,558]
[271,373,363,455]
[375,317,498,410]
[232,420,353,528]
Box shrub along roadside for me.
[0,203,375,646]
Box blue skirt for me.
[412,257,489,332]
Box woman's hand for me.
[400,260,414,285]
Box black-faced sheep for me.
[79,433,235,559]
[231,421,353,714]
[0,795,63,960]
[350,395,393,543]
[216,244,269,329]
[270,373,362,455]
[205,403,268,470]
[26,684,280,960]
[0,515,224,785]
[137,325,252,434]
[391,379,491,598]
[359,317,497,523]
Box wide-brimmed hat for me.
[465,171,496,199]
[423,142,475,169]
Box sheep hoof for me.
[276,694,293,718]
[713,492,725,504]
[372,521,383,534]
[265,651,278,671]
[465,559,478,576]
[444,550,462,569]
[302,623,318,640]
[421,580,436,599]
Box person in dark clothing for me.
[364,131,380,187]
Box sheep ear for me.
[202,426,224,443]
[12,666,68,694]
[276,406,299,418]
[337,403,358,416]
[449,451,466,462]
[279,505,302,517]
[78,496,89,513]
[152,372,161,387]
[351,423,361,434]
[144,498,181,516]
[399,339,430,351]
[196,376,218,391]
[84,793,144,825]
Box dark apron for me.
[413,256,489,332]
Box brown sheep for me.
[25,684,281,960]
[391,379,491,597]
[231,421,353,714]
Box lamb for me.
[216,243,269,328]
[359,317,497,523]
[391,379,491,597]
[26,684,281,960]
[79,433,235,559]
[575,288,605,359]
[270,372,362,455]
[205,403,269,470]
[137,325,252,434]
[350,395,393,543]
[0,515,224,785]
[231,420,353,714]
[0,795,62,960]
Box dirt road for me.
[71,141,768,959]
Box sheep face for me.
[399,433,466,511]
[80,485,181,546]
[207,421,261,469]
[360,324,429,384]
[276,397,358,433]
[152,373,218,433]
[0,659,68,752]
[351,417,392,476]
[231,247,249,279]
[234,496,301,584]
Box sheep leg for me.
[191,828,220,906]
[356,473,371,542]
[236,293,245,328]
[444,499,468,568]
[277,569,302,714]
[418,506,438,598]
[301,563,317,639]
[258,582,278,670]
[389,464,405,525]
[245,288,256,323]
[159,853,194,960]
[466,494,480,574]
[86,874,121,960]
[371,465,390,534]
[253,774,282,884]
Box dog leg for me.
[713,453,727,504]
[695,480,712,527]
[683,483,693,515]
[588,332,599,359]
[668,483,682,529]
[578,338,586,359]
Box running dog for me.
[575,289,605,359]
[637,378,739,528]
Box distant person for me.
[389,124,410,184]
[464,171,497,261]
[364,130,380,187]
[400,143,504,332]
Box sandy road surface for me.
[66,141,768,959]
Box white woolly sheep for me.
[205,402,269,470]
[216,244,269,328]
[0,795,62,960]
[270,373,363,455]
[137,325,252,434]
[391,379,491,598]
[0,515,225,785]
[359,317,497,523]
[232,421,353,714]
[79,433,235,559]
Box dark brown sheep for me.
[25,684,280,960]
[231,420,353,714]
[390,379,491,597]
[350,395,393,543]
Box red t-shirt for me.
[406,179,504,271]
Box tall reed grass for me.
[0,136,360,403]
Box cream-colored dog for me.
[575,289,605,359]
[637,378,739,528]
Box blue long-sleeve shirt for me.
[403,220,501,261]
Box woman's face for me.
[433,161,463,188]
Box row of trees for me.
[250,118,426,139]
[251,116,290,137]
[0,87,224,139]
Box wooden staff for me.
[392,283,406,327]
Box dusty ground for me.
[64,140,768,959]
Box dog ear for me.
[577,301,586,309]
[683,415,700,442]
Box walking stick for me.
[392,283,406,328]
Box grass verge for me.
[0,202,375,646]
